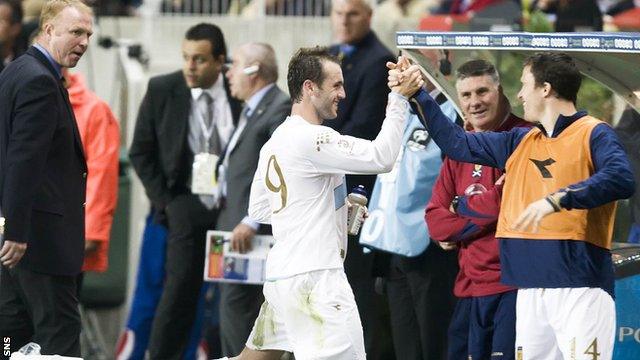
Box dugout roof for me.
[396,31,640,114]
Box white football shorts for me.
[515,287,615,360]
[246,268,366,360]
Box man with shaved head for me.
[217,42,290,356]
[326,0,396,356]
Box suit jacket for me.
[216,85,290,232]
[129,71,242,212]
[0,43,26,75]
[0,46,88,276]
[325,31,395,206]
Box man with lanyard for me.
[129,23,240,359]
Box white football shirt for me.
[249,92,410,280]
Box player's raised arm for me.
[300,65,423,175]
[418,89,530,169]
[388,64,528,170]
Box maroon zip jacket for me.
[426,114,529,297]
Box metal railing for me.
[156,0,332,16]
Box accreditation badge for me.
[192,152,219,195]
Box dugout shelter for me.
[396,31,640,359]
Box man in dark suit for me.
[0,0,93,356]
[129,23,241,359]
[326,0,395,356]
[0,0,25,74]
[217,42,290,356]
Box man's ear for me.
[42,22,54,38]
[542,82,552,98]
[303,79,315,96]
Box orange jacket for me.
[67,73,120,273]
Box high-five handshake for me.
[386,55,423,98]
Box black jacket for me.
[326,31,395,199]
[0,46,88,276]
[129,70,241,212]
[325,31,395,278]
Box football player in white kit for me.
[215,48,423,360]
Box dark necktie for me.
[200,92,221,155]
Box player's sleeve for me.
[426,159,486,243]
[559,123,635,209]
[303,92,410,174]
[410,89,526,169]
[456,180,502,227]
[248,156,272,224]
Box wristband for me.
[545,195,561,212]
[451,195,461,213]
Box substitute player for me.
[214,49,422,360]
[393,52,635,359]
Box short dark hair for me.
[0,0,23,24]
[455,59,499,83]
[523,52,582,104]
[184,23,227,59]
[287,46,340,103]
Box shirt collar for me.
[493,104,514,132]
[535,110,588,137]
[245,83,274,117]
[337,31,374,58]
[190,74,225,101]
[33,43,63,79]
[339,44,356,58]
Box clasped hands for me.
[385,56,565,237]
[386,56,423,98]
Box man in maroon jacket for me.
[426,59,529,359]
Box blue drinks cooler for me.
[612,243,640,359]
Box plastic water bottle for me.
[18,342,41,355]
[347,185,368,236]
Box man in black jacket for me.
[129,23,241,359]
[0,0,92,356]
[326,0,395,356]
